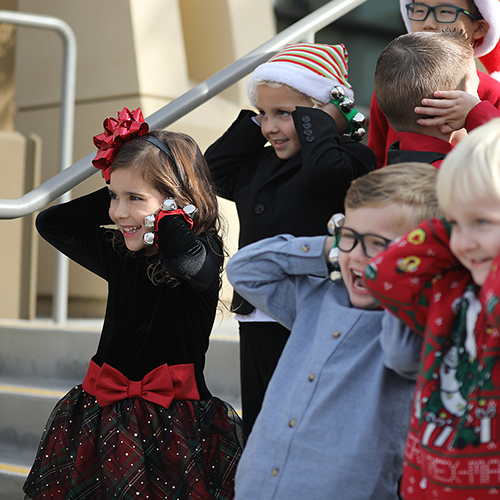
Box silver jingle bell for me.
[330,86,346,101]
[161,197,177,211]
[182,204,198,220]
[327,213,345,235]
[143,214,156,229]
[351,127,366,142]
[339,97,355,113]
[352,112,367,128]
[143,231,155,246]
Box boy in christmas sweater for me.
[365,119,500,499]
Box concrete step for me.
[0,379,72,455]
[0,317,240,496]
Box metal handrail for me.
[0,0,367,220]
[0,10,77,323]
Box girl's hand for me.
[414,91,480,134]
[143,198,196,247]
[321,102,349,134]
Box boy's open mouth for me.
[351,269,367,291]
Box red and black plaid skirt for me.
[23,385,244,499]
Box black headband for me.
[142,135,182,181]
[143,135,175,163]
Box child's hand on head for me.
[414,90,481,134]
[321,102,349,134]
[253,112,264,127]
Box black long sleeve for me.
[36,189,222,397]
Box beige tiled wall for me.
[1,0,275,317]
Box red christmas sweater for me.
[365,218,500,500]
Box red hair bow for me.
[92,107,149,182]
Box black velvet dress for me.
[23,188,244,500]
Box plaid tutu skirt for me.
[23,385,244,500]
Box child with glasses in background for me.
[226,163,440,500]
[368,0,500,168]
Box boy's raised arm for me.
[226,234,329,330]
[380,312,422,380]
[294,107,376,201]
[204,110,267,200]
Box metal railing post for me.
[0,10,77,323]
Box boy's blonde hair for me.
[437,118,500,212]
[247,80,325,109]
[374,30,473,133]
[346,163,442,229]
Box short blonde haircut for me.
[437,119,500,212]
[346,163,442,229]
[247,79,324,109]
[374,30,473,133]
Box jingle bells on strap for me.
[143,197,199,246]
[329,86,367,142]
[326,212,345,281]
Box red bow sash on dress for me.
[82,359,200,408]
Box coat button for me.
[332,331,341,339]
[289,419,297,428]
[301,245,310,253]
[308,373,316,382]
[302,122,312,129]
[301,115,311,123]
[306,135,315,142]
[303,129,313,136]
[254,203,265,214]
[271,468,280,476]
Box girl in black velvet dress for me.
[23,108,244,500]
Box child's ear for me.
[321,103,349,134]
[470,19,488,44]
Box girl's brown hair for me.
[110,130,224,286]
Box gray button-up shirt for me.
[227,234,421,500]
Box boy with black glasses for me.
[226,163,440,500]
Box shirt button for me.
[301,245,310,253]
[271,467,280,476]
[289,419,297,428]
[308,373,316,382]
[332,330,341,339]
[254,203,265,214]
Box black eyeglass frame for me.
[405,2,483,23]
[334,226,392,259]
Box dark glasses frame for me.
[405,2,483,23]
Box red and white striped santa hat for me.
[247,43,353,107]
[399,0,500,80]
